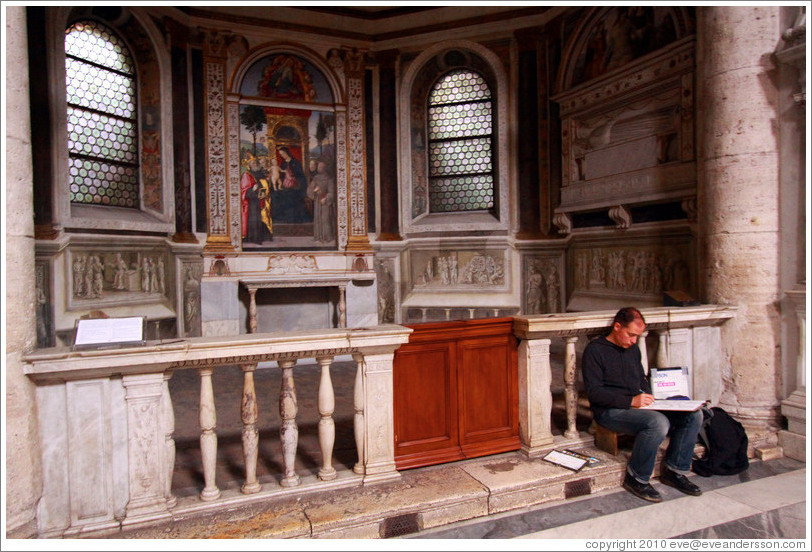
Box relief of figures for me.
[573,246,690,296]
[182,263,202,337]
[375,258,396,324]
[416,252,503,288]
[525,258,562,314]
[71,251,167,300]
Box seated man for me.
[582,306,703,502]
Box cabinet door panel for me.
[458,334,519,448]
[393,341,459,465]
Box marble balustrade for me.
[24,325,412,537]
[513,305,738,456]
[22,306,736,537]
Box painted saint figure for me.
[306,159,336,243]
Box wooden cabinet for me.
[393,317,520,469]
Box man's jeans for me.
[595,407,703,483]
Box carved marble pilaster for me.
[517,338,554,456]
[354,351,400,484]
[342,48,371,251]
[122,373,172,524]
[201,29,233,252]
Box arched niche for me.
[228,46,346,251]
[557,6,695,93]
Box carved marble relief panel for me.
[408,249,507,292]
[375,257,397,324]
[36,260,55,348]
[181,261,202,337]
[523,255,564,315]
[572,243,692,298]
[68,249,170,308]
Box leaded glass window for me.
[65,20,138,208]
[427,70,494,213]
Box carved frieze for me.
[411,250,505,289]
[573,244,691,296]
[68,250,168,306]
[266,254,318,274]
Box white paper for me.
[543,450,588,471]
[74,317,144,346]
[650,367,691,399]
[640,399,706,412]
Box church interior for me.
[3,3,807,541]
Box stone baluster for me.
[564,336,579,439]
[161,371,177,509]
[317,356,337,481]
[198,367,220,501]
[240,363,261,494]
[517,337,554,456]
[338,285,347,328]
[248,288,258,334]
[352,355,365,475]
[653,330,666,371]
[279,359,300,487]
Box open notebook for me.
[641,366,706,411]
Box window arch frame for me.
[399,41,510,236]
[47,7,175,234]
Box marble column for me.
[697,6,783,442]
[4,5,43,537]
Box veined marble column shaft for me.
[697,6,783,440]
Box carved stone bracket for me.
[553,212,572,235]
[608,205,632,230]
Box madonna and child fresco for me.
[238,53,337,250]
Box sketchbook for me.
[639,399,706,411]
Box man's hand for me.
[631,393,655,408]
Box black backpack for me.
[692,406,749,477]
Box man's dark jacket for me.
[581,335,651,419]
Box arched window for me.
[427,69,494,213]
[65,20,138,208]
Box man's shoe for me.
[622,473,662,502]
[660,467,702,496]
